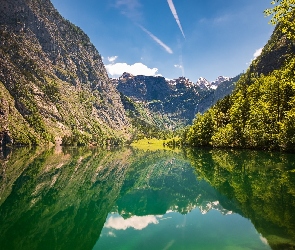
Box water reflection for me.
[105,214,161,230]
[0,147,294,250]
[0,147,132,250]
[187,148,295,250]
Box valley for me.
[0,0,294,152]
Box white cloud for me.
[213,14,230,24]
[253,48,263,59]
[138,25,173,54]
[246,47,264,65]
[198,14,230,25]
[108,56,118,63]
[167,0,185,38]
[174,64,183,69]
[105,62,160,77]
[105,215,159,230]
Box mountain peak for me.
[196,76,230,90]
[120,72,134,79]
[210,76,231,90]
[196,77,210,90]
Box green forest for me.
[183,0,295,152]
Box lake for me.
[0,146,295,250]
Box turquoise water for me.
[0,147,295,249]
[96,210,269,250]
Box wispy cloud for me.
[175,56,185,76]
[213,14,230,24]
[177,39,185,76]
[174,64,182,69]
[174,63,184,76]
[114,0,142,21]
[138,25,173,54]
[167,0,185,39]
[199,14,231,25]
[107,56,118,63]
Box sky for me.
[50,0,275,82]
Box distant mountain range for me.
[195,76,231,90]
[112,73,241,129]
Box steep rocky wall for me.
[0,0,130,144]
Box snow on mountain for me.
[113,73,231,91]
[199,201,233,215]
[210,76,231,90]
[167,76,195,88]
[196,77,211,90]
[196,76,231,90]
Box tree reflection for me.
[0,147,132,250]
[0,147,294,250]
[186,148,295,249]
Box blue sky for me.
[51,0,274,82]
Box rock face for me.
[116,73,172,102]
[0,0,129,145]
[113,73,240,126]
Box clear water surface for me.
[0,146,295,250]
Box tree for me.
[264,0,295,40]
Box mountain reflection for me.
[0,147,294,249]
[0,147,132,250]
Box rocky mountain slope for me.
[112,73,240,127]
[0,0,130,146]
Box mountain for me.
[0,0,240,146]
[194,75,241,114]
[0,147,133,250]
[0,0,129,146]
[113,73,240,127]
[196,76,230,90]
[211,76,231,89]
[196,77,212,90]
[184,20,295,151]
[2,146,295,249]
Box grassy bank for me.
[130,138,181,152]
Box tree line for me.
[183,0,295,152]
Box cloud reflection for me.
[105,215,160,230]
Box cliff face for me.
[0,0,130,145]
